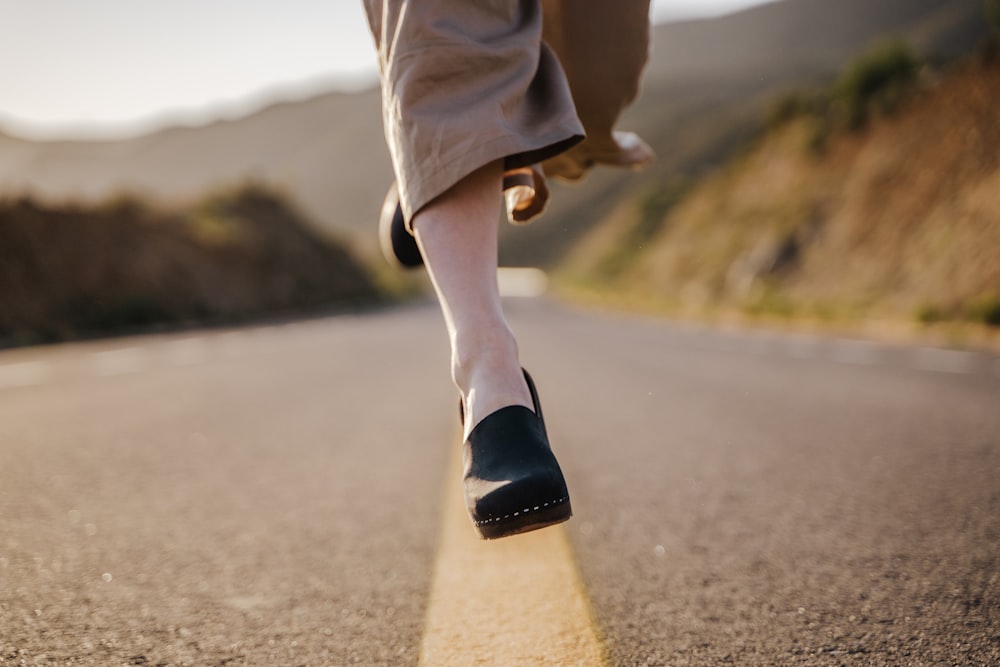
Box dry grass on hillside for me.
[565,53,1000,329]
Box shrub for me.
[988,0,1000,33]
[965,293,1000,326]
[836,40,920,128]
[744,284,799,319]
[915,302,948,324]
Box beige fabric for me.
[364,0,653,227]
[540,0,654,181]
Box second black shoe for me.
[378,172,540,271]
[378,185,424,269]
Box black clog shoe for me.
[378,172,539,270]
[378,185,424,270]
[462,370,572,539]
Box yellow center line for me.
[419,435,607,666]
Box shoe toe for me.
[462,399,571,539]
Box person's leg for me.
[363,0,581,538]
[411,159,532,440]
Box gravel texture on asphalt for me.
[511,302,1000,666]
[2,300,998,665]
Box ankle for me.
[451,324,514,385]
[451,328,531,434]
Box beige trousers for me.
[364,0,653,226]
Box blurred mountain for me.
[0,0,990,263]
[563,50,1000,326]
[0,187,380,346]
[0,88,391,254]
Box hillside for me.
[505,0,990,265]
[563,52,1000,329]
[0,0,989,264]
[0,188,380,346]
[0,88,391,252]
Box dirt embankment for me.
[565,51,1000,331]
[0,187,381,346]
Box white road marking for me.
[91,347,149,377]
[419,441,606,666]
[830,339,880,366]
[745,334,774,355]
[911,347,976,374]
[163,337,208,366]
[217,331,250,360]
[0,361,50,389]
[498,267,549,298]
[709,333,743,354]
[784,335,820,359]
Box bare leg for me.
[412,160,532,440]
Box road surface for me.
[1,299,997,665]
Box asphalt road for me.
[1,299,997,666]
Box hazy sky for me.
[0,0,772,139]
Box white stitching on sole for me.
[474,496,569,526]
